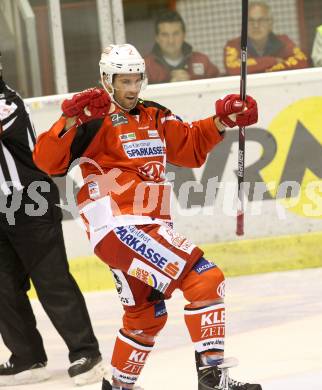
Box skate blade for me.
[217,357,239,369]
[0,367,50,386]
[73,361,106,386]
[111,386,144,390]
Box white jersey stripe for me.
[184,303,225,315]
[194,337,225,352]
[161,115,177,124]
[3,116,17,131]
[27,129,35,151]
[117,330,153,352]
[1,143,24,191]
[0,165,12,195]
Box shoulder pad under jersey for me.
[139,99,171,115]
[69,118,104,167]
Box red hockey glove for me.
[61,88,111,126]
[215,94,258,128]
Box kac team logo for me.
[139,161,165,182]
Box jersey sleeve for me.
[162,112,224,168]
[191,52,220,79]
[266,36,309,72]
[224,36,308,75]
[204,56,221,78]
[224,43,278,75]
[33,116,78,176]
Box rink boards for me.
[24,68,322,259]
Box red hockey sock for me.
[184,303,225,354]
[111,329,153,387]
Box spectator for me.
[145,9,220,83]
[312,24,322,67]
[0,51,104,386]
[224,1,309,75]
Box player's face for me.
[156,22,185,59]
[248,5,272,43]
[113,74,143,110]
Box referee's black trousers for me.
[0,189,100,367]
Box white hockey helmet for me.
[99,44,146,88]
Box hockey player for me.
[33,44,262,390]
[0,52,104,386]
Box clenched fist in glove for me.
[215,94,258,129]
[61,88,111,126]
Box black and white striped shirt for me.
[0,79,51,197]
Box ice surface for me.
[1,269,322,389]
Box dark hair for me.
[155,10,186,34]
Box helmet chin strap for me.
[101,78,139,112]
[113,97,138,112]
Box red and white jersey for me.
[33,99,223,247]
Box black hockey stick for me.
[236,0,248,236]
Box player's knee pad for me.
[123,300,168,338]
[181,257,225,304]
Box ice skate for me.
[198,357,262,390]
[102,377,144,390]
[68,355,105,386]
[0,360,50,386]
